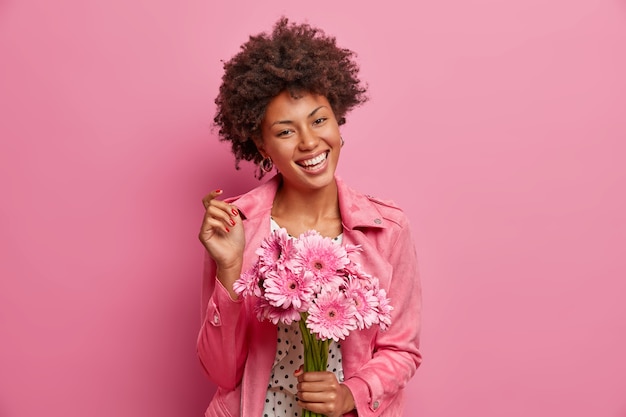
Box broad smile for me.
[296,151,329,171]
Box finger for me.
[206,197,240,219]
[205,204,238,230]
[200,216,232,237]
[297,373,338,390]
[297,390,336,403]
[298,370,336,382]
[296,396,337,417]
[297,380,339,397]
[201,189,223,209]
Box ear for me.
[252,136,266,157]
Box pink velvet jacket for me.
[197,175,422,417]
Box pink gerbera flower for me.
[344,259,367,280]
[263,269,315,311]
[255,227,296,273]
[306,288,357,342]
[344,277,380,329]
[254,297,301,325]
[294,231,349,288]
[375,288,393,331]
[344,243,362,256]
[233,261,262,297]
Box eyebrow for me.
[271,106,327,126]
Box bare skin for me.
[199,91,356,415]
[199,189,244,300]
[294,367,355,417]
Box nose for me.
[298,126,319,150]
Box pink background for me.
[1,0,625,416]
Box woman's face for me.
[258,90,342,193]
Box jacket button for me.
[374,218,382,224]
[372,400,380,410]
[213,314,220,325]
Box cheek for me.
[265,141,296,162]
[328,131,343,147]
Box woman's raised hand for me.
[199,189,245,298]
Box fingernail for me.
[229,219,235,226]
[224,227,229,233]
[215,189,223,194]
[231,208,238,216]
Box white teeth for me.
[300,152,327,167]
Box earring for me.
[340,136,345,147]
[260,157,274,173]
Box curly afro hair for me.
[213,17,368,175]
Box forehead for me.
[263,91,331,122]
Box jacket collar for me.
[231,174,387,231]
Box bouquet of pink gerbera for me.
[234,228,392,417]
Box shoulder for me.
[336,176,411,230]
[364,194,402,211]
[365,194,409,228]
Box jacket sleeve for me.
[196,251,249,390]
[342,220,422,417]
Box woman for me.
[198,18,421,417]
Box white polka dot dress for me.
[263,220,345,417]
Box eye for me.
[313,117,327,125]
[276,129,292,137]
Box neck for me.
[271,178,341,234]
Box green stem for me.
[299,313,328,417]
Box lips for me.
[297,151,328,170]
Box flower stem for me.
[299,313,329,417]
